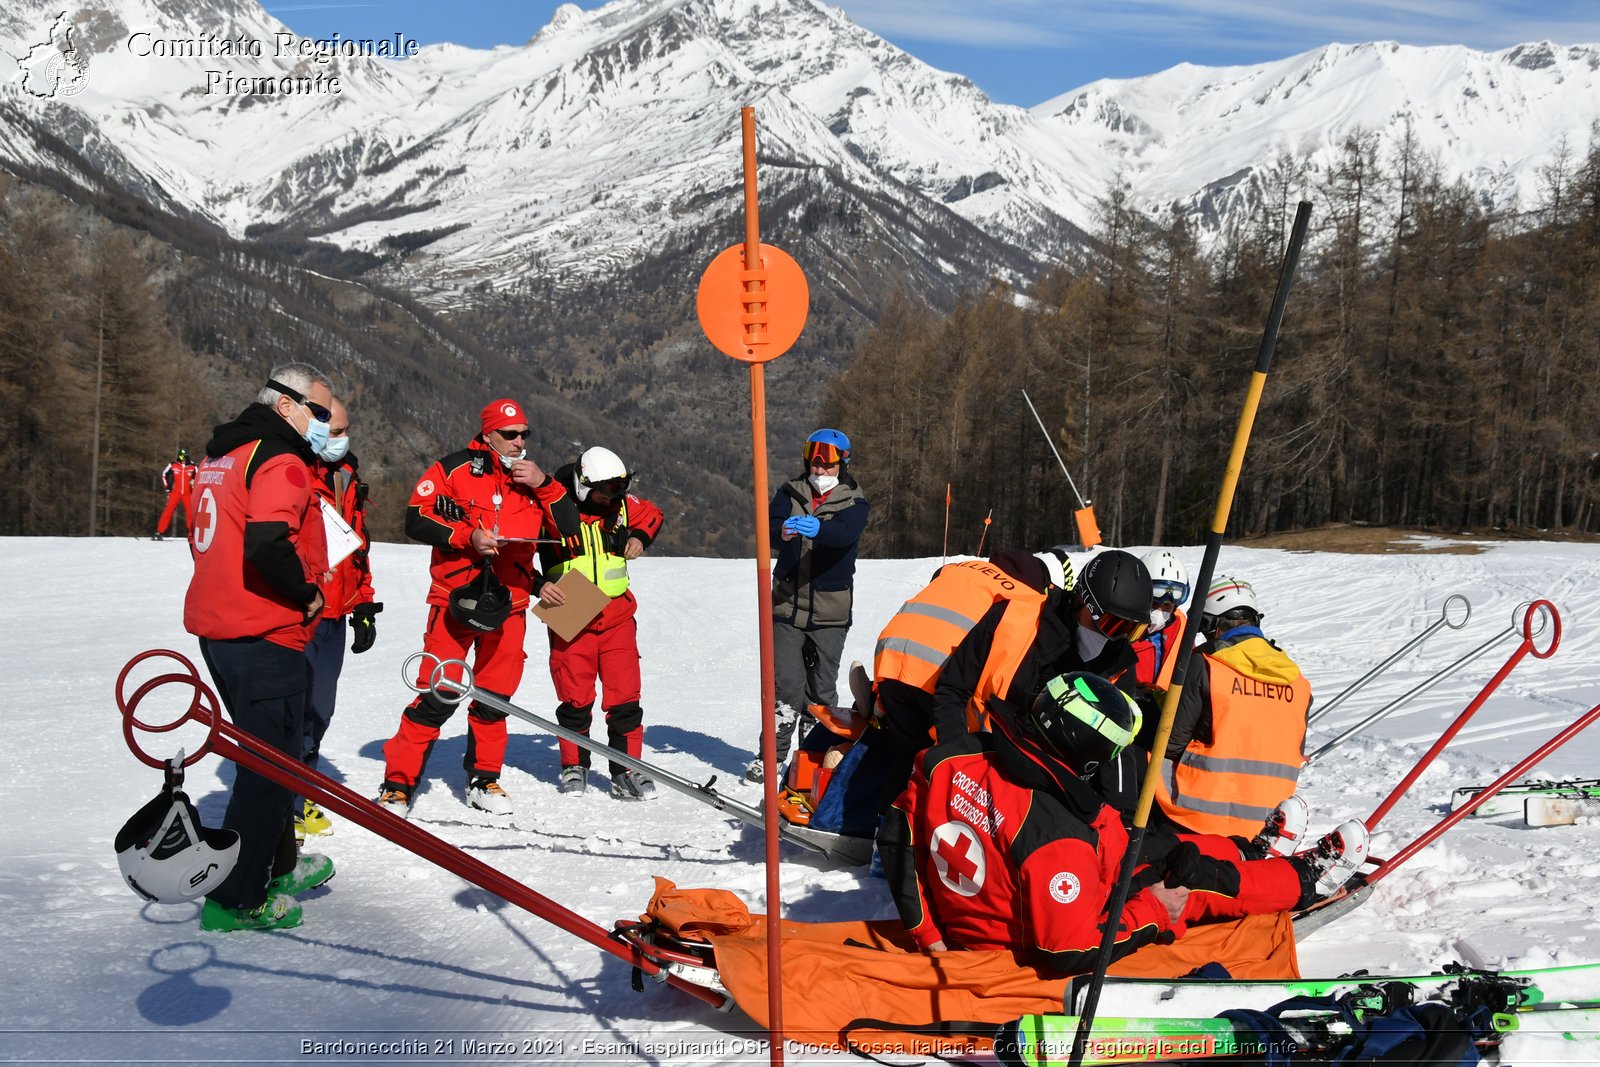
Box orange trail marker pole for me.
[696,106,809,1067]
[740,109,785,1067]
[976,508,993,556]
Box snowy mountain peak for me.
[2,0,1596,303]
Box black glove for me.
[435,496,467,522]
[351,602,383,654]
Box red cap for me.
[481,399,528,436]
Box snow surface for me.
[7,535,1600,1063]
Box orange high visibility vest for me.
[1155,636,1309,838]
[874,560,1043,693]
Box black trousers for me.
[200,636,305,909]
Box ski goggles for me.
[1080,585,1149,642]
[804,441,847,465]
[1151,578,1190,607]
[581,475,631,498]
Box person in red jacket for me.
[536,446,665,800]
[183,363,337,932]
[376,399,579,818]
[297,397,381,841]
[878,671,1368,973]
[153,447,197,539]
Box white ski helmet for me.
[1203,575,1261,630]
[575,446,630,502]
[1140,550,1191,606]
[115,787,240,904]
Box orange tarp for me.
[642,878,1299,1055]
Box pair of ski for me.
[997,961,1600,1065]
[1450,778,1600,826]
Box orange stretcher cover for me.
[640,877,1299,1055]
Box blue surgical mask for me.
[302,417,331,454]
[318,435,350,464]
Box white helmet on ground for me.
[575,446,630,502]
[115,787,240,904]
[1140,549,1191,606]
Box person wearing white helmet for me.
[1131,549,1191,701]
[536,446,665,801]
[1147,574,1313,845]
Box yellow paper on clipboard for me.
[531,570,612,641]
[320,499,363,568]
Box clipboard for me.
[532,570,612,641]
[320,498,363,568]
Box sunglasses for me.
[494,428,530,441]
[804,442,846,465]
[1080,586,1149,642]
[267,379,332,424]
[585,476,629,496]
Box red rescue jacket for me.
[184,406,327,651]
[880,733,1177,973]
[404,440,578,612]
[313,454,375,619]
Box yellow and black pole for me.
[1067,200,1313,1067]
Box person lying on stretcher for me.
[876,671,1369,974]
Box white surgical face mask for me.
[318,435,350,464]
[498,448,524,470]
[1076,622,1109,660]
[810,473,839,494]
[1149,607,1172,632]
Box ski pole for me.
[1365,600,1561,830]
[1307,595,1472,726]
[1066,200,1313,1067]
[1306,605,1522,765]
[115,650,727,1009]
[408,653,774,829]
[1367,692,1600,886]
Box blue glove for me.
[785,515,821,538]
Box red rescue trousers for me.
[157,486,192,536]
[382,607,527,788]
[549,615,643,769]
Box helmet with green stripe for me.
[1027,672,1143,777]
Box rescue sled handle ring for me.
[1522,600,1560,659]
[115,648,220,771]
[1441,593,1470,630]
[401,651,474,705]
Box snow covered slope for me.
[4,0,1596,301]
[6,535,1600,1061]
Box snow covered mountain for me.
[4,0,1597,303]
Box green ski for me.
[1452,778,1600,819]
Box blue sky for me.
[265,0,1600,106]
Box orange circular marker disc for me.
[696,243,809,364]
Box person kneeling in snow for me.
[877,671,1367,975]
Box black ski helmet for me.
[448,565,512,633]
[1074,549,1153,631]
[1029,672,1143,777]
